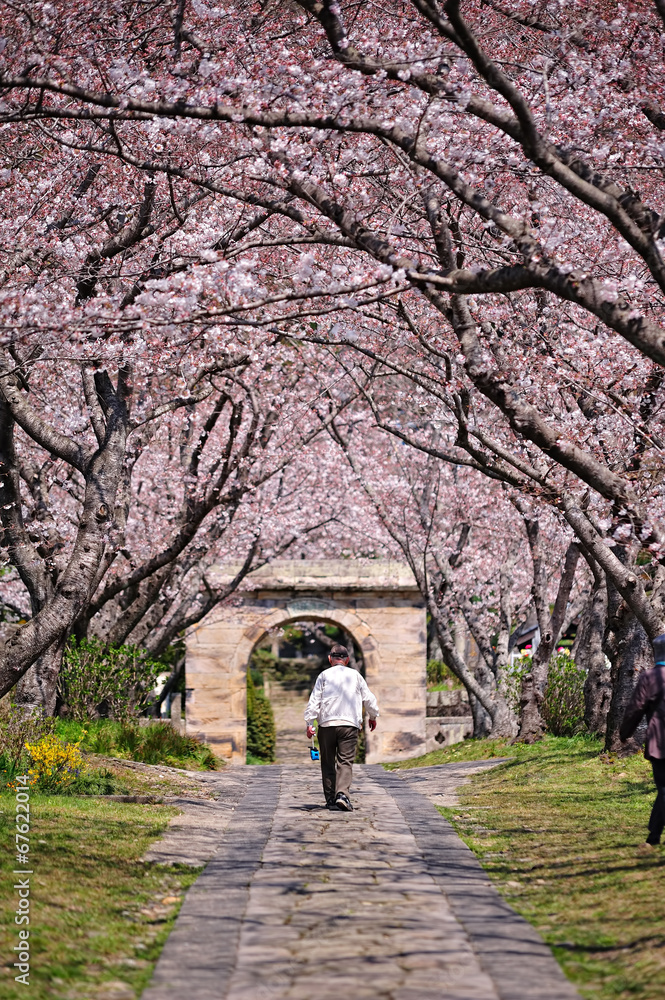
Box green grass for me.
[385,735,513,769]
[0,791,199,998]
[55,719,220,770]
[393,735,665,1000]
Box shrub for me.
[427,659,461,689]
[58,718,117,756]
[55,719,220,770]
[246,670,276,763]
[249,667,265,689]
[59,638,164,720]
[504,649,586,736]
[355,723,366,763]
[64,768,120,796]
[124,722,218,768]
[542,649,586,736]
[24,732,85,792]
[0,700,55,771]
[282,625,304,646]
[0,708,127,794]
[503,654,532,714]
[251,647,277,673]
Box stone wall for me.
[426,688,470,716]
[425,688,473,750]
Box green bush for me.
[0,752,23,789]
[355,723,366,763]
[59,637,164,721]
[427,659,461,689]
[542,650,586,736]
[504,650,586,736]
[63,767,121,796]
[246,671,276,763]
[58,718,117,755]
[127,722,218,768]
[503,654,532,714]
[282,625,304,646]
[0,708,128,795]
[249,667,265,689]
[251,647,278,673]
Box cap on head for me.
[653,634,665,665]
[329,643,349,662]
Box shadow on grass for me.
[553,936,665,954]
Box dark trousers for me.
[318,725,358,804]
[647,758,665,844]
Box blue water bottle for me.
[309,728,319,761]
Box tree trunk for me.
[468,690,492,738]
[0,371,129,699]
[517,540,581,742]
[427,613,443,662]
[454,577,518,739]
[518,637,562,742]
[604,609,651,754]
[14,637,67,715]
[432,607,515,737]
[518,670,540,743]
[574,575,611,736]
[492,690,518,738]
[468,652,494,738]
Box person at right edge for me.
[305,643,379,812]
[621,633,665,849]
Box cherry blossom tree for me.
[2,0,665,738]
[319,393,590,737]
[299,304,658,738]
[0,343,348,711]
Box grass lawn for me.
[80,755,223,799]
[0,791,200,999]
[391,735,665,1000]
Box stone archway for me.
[185,560,427,764]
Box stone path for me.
[271,691,310,765]
[143,769,248,867]
[142,762,581,1000]
[396,758,510,808]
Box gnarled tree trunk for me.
[573,570,611,736]
[604,601,651,755]
[14,637,67,715]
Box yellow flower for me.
[23,734,85,791]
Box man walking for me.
[621,633,665,847]
[305,643,379,811]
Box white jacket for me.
[305,664,379,730]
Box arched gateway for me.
[186,560,427,764]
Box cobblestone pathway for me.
[143,763,581,1000]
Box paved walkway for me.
[271,691,311,764]
[142,763,581,1000]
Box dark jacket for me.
[620,665,665,759]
